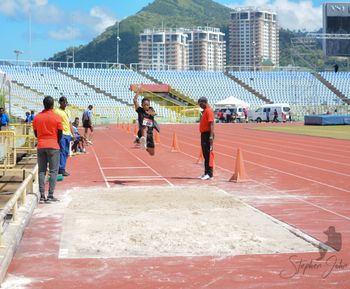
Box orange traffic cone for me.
[133,125,138,137]
[171,132,180,152]
[154,130,160,144]
[127,123,131,133]
[196,148,204,164]
[229,148,248,182]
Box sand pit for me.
[59,186,318,258]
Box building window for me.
[240,12,249,20]
[153,35,163,42]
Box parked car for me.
[249,103,290,123]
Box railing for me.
[0,123,38,247]
[8,124,36,152]
[0,131,16,170]
[0,59,127,70]
[1,59,348,73]
[0,164,38,247]
[90,105,201,125]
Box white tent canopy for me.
[215,96,250,108]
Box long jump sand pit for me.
[59,186,317,258]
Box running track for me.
[4,123,350,289]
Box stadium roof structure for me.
[306,33,350,40]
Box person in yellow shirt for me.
[55,96,74,176]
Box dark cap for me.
[198,97,208,104]
[59,96,68,103]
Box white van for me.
[215,106,248,123]
[249,103,290,123]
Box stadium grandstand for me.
[1,61,349,124]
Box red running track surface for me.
[5,123,350,289]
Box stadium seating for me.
[320,72,350,100]
[4,82,43,119]
[143,70,264,106]
[230,71,344,106]
[0,65,135,121]
[0,65,122,107]
[61,68,178,122]
[1,64,348,123]
[61,68,154,104]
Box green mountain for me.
[49,0,231,64]
[49,0,344,70]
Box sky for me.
[0,0,340,61]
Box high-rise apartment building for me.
[139,28,188,70]
[186,27,226,70]
[229,8,279,68]
[139,27,226,70]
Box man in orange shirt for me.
[32,96,63,202]
[198,97,215,180]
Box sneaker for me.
[47,195,59,202]
[40,195,47,203]
[200,174,213,180]
[139,136,147,149]
[87,140,93,145]
[59,171,70,176]
[198,174,206,179]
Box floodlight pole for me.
[14,50,23,65]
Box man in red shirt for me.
[32,96,63,202]
[198,97,215,180]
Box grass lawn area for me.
[255,125,350,140]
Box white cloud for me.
[48,26,81,41]
[226,0,322,31]
[0,0,20,16]
[0,1,117,41]
[34,0,48,6]
[0,0,62,23]
[89,7,117,34]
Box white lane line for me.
[105,176,164,179]
[58,248,69,259]
[91,146,110,188]
[102,166,149,170]
[178,127,350,167]
[160,134,350,192]
[248,179,350,222]
[104,132,174,187]
[106,178,166,181]
[179,130,350,170]
[233,130,350,159]
[162,142,350,222]
[219,131,350,167]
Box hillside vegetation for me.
[49,0,346,70]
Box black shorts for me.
[83,120,92,128]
